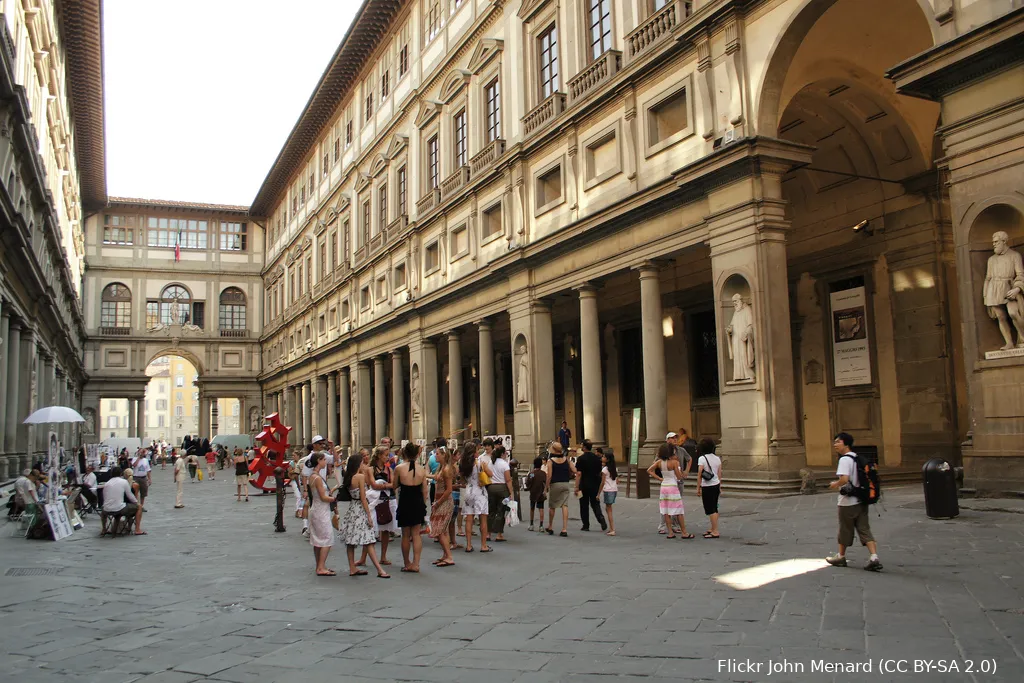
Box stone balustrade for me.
[568,50,622,104]
[522,92,567,138]
[625,0,691,63]
[417,187,440,215]
[470,138,506,178]
[441,165,470,200]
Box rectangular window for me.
[376,276,387,301]
[428,136,439,189]
[341,300,350,320]
[360,286,371,309]
[379,183,388,228]
[364,82,374,121]
[322,149,329,177]
[398,44,409,76]
[346,119,353,146]
[538,25,560,99]
[342,220,351,260]
[158,415,166,428]
[362,200,372,243]
[306,256,312,292]
[319,239,327,278]
[394,263,407,290]
[175,376,184,387]
[147,217,208,249]
[380,53,391,100]
[319,314,326,334]
[485,79,501,143]
[425,0,443,43]
[100,301,131,328]
[219,221,246,251]
[425,241,440,272]
[588,0,612,61]
[482,203,502,239]
[157,399,168,410]
[333,137,340,162]
[397,166,407,216]
[453,109,467,168]
[329,308,337,328]
[330,231,338,271]
[450,225,468,257]
[648,86,689,145]
[103,215,134,245]
[297,262,303,295]
[175,405,184,418]
[537,164,563,208]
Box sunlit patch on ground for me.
[715,558,830,590]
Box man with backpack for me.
[827,432,882,571]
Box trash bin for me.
[635,466,651,499]
[922,458,959,519]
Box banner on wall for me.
[830,286,872,387]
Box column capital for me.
[531,297,554,313]
[390,347,405,358]
[445,329,461,341]
[574,282,601,296]
[633,261,663,278]
[476,318,493,331]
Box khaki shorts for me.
[236,474,249,485]
[134,477,149,498]
[548,482,571,510]
[837,504,874,546]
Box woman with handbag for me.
[306,451,336,576]
[338,454,390,578]
[487,445,514,542]
[695,437,723,539]
[459,443,492,553]
[363,447,396,565]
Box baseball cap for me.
[311,435,325,444]
[666,432,678,440]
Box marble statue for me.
[984,230,1024,350]
[169,299,182,325]
[410,365,421,417]
[726,293,755,382]
[516,344,530,404]
[83,408,95,435]
[249,407,260,433]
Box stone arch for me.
[967,203,1024,356]
[755,0,939,139]
[146,346,205,377]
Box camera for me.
[839,483,854,496]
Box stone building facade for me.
[252,0,1024,494]
[79,198,264,447]
[0,1,103,479]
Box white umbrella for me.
[23,406,85,424]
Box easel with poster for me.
[43,503,74,540]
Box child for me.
[526,457,547,531]
[600,449,618,536]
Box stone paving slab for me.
[1,469,1022,682]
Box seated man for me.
[10,469,40,517]
[80,465,99,512]
[102,467,144,535]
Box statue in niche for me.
[726,293,755,382]
[515,340,530,404]
[249,407,261,433]
[83,408,95,435]
[984,230,1024,350]
[350,379,358,440]
[410,365,421,417]
[169,299,182,326]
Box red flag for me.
[174,230,181,261]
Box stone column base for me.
[963,454,1024,497]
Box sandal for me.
[679,533,695,539]
[377,572,391,579]
[703,532,720,538]
[400,567,420,573]
[435,560,455,567]
[666,535,676,539]
[546,528,554,535]
[348,570,368,576]
[479,547,493,553]
[559,531,568,537]
[465,547,474,553]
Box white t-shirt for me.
[83,472,98,492]
[302,451,333,478]
[133,457,151,476]
[601,466,618,493]
[698,453,722,487]
[491,458,510,487]
[173,458,185,482]
[102,477,137,513]
[836,452,860,506]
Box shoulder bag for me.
[700,455,715,482]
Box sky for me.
[103,1,361,208]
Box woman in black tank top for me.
[234,449,250,502]
[394,443,429,572]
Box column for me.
[302,381,312,444]
[286,386,298,434]
[373,356,387,442]
[0,311,9,464]
[577,284,605,443]
[16,330,36,464]
[391,351,405,442]
[315,374,328,438]
[447,331,463,437]
[339,368,351,449]
[128,399,138,438]
[327,371,339,444]
[409,338,438,442]
[137,397,146,443]
[478,321,496,436]
[294,384,304,446]
[637,263,667,458]
[356,362,373,449]
[508,297,555,462]
[2,319,20,473]
[532,301,557,450]
[199,397,211,439]
[211,399,219,437]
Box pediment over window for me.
[415,99,445,129]
[289,246,302,262]
[518,0,554,21]
[468,39,504,74]
[302,236,313,251]
[354,172,371,194]
[385,134,408,159]
[336,195,351,214]
[325,206,338,224]
[441,69,473,103]
[275,265,285,281]
[370,153,388,178]
[314,219,328,236]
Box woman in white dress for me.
[306,451,336,575]
[458,443,493,553]
[338,453,390,578]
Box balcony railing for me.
[470,138,506,179]
[522,92,566,138]
[99,326,131,336]
[219,328,249,338]
[568,50,622,104]
[441,166,470,200]
[370,232,384,252]
[417,187,440,215]
[385,214,408,243]
[354,244,368,264]
[625,0,691,63]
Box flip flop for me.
[703,532,720,539]
[436,560,455,567]
[666,535,676,539]
[400,567,419,573]
[465,547,474,553]
[134,531,147,535]
[377,573,391,579]
[494,538,507,542]
[480,547,493,553]
[348,570,368,576]
[559,531,568,537]
[680,533,695,539]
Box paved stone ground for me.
[1,467,1022,683]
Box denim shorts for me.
[602,492,617,506]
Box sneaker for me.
[864,558,883,572]
[527,525,535,531]
[301,528,309,537]
[825,554,847,567]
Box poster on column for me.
[483,435,512,453]
[86,444,100,469]
[830,286,872,387]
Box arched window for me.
[219,287,247,331]
[146,285,192,328]
[100,283,132,329]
